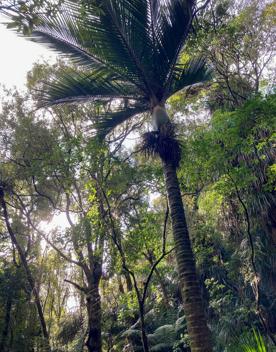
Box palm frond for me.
[229,329,269,352]
[168,58,212,96]
[95,105,147,138]
[30,2,107,69]
[31,0,155,93]
[28,0,197,100]
[156,0,196,88]
[96,0,155,93]
[37,68,143,106]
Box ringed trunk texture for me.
[163,161,212,352]
[86,283,102,352]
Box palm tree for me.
[24,1,213,351]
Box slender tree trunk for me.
[86,283,102,352]
[124,270,133,292]
[139,303,150,352]
[0,296,12,352]
[163,161,212,352]
[0,188,50,350]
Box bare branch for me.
[64,279,87,293]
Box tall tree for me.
[19,1,213,350]
[0,185,50,350]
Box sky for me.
[0,15,56,90]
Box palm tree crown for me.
[30,0,211,136]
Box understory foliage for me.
[0,0,276,352]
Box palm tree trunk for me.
[163,161,212,352]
